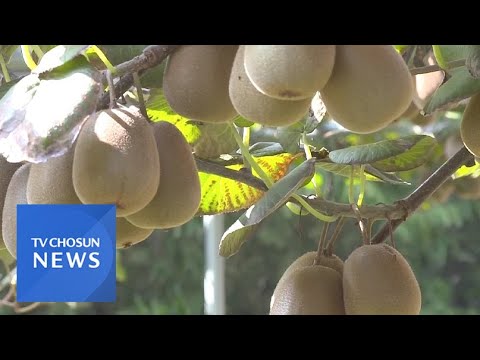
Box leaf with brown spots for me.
[197,153,298,215]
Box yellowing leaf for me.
[197,153,297,215]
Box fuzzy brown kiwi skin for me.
[2,164,31,258]
[270,251,344,311]
[27,145,82,205]
[0,157,23,249]
[126,121,201,229]
[244,45,336,101]
[72,106,160,217]
[320,45,414,134]
[116,217,153,249]
[229,46,312,127]
[461,93,480,158]
[163,45,239,123]
[343,243,422,315]
[270,265,345,315]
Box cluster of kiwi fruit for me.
[0,105,201,258]
[269,243,421,315]
[163,45,416,133]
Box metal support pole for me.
[203,214,225,315]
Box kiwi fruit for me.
[2,164,31,258]
[412,52,445,110]
[244,45,336,101]
[461,93,480,158]
[270,265,345,315]
[229,46,312,127]
[270,251,344,311]
[194,122,238,159]
[343,243,421,315]
[0,157,22,248]
[320,45,414,134]
[116,217,154,249]
[127,121,201,229]
[163,45,239,123]
[72,106,160,217]
[27,145,82,204]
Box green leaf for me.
[0,45,19,63]
[393,45,409,53]
[424,67,480,115]
[194,122,238,159]
[433,45,470,63]
[0,56,103,163]
[328,135,433,166]
[249,142,285,157]
[198,153,298,216]
[234,116,255,128]
[316,161,410,185]
[425,68,480,114]
[94,45,166,88]
[33,45,90,74]
[275,121,305,154]
[453,160,480,179]
[219,158,316,257]
[371,136,438,172]
[96,45,147,65]
[146,89,201,145]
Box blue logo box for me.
[16,204,116,302]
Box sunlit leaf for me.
[194,122,238,159]
[219,158,316,257]
[0,56,103,163]
[453,160,480,179]
[146,89,201,145]
[34,45,90,74]
[234,116,255,128]
[198,153,298,215]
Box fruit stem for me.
[20,45,37,71]
[105,70,116,109]
[302,133,321,197]
[315,221,330,263]
[410,59,465,75]
[97,45,179,111]
[230,123,274,188]
[357,165,366,207]
[325,216,346,257]
[0,54,11,83]
[348,166,355,204]
[351,203,369,245]
[231,123,337,223]
[89,45,116,74]
[242,127,251,170]
[133,72,148,118]
[371,146,474,244]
